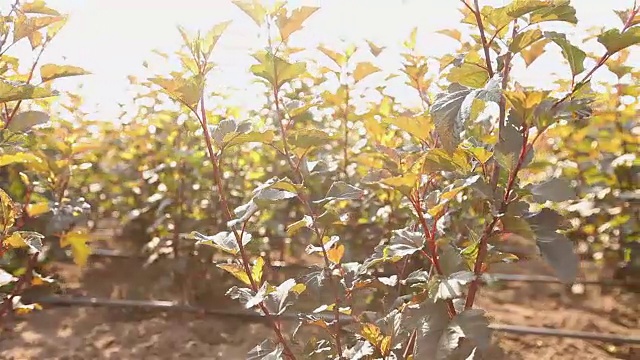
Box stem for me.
[197,96,297,360]
[342,84,350,179]
[3,39,49,130]
[268,48,345,359]
[490,21,518,191]
[468,0,494,77]
[411,197,457,318]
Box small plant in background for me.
[1,0,92,319]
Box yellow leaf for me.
[149,75,204,110]
[361,323,382,345]
[384,116,432,142]
[60,231,91,267]
[380,335,392,356]
[22,1,61,16]
[232,0,267,27]
[291,283,306,295]
[447,63,489,88]
[27,202,50,217]
[28,30,43,49]
[251,256,265,284]
[366,40,385,57]
[436,29,462,42]
[218,263,251,285]
[0,189,17,231]
[13,14,65,42]
[381,174,418,196]
[318,45,346,67]
[276,6,319,41]
[0,153,43,167]
[40,64,91,83]
[327,244,345,264]
[4,233,27,248]
[354,62,381,83]
[201,20,232,58]
[521,38,548,66]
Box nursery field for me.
[1,0,639,359]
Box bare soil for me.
[1,230,639,360]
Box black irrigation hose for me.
[27,295,640,345]
[82,248,639,287]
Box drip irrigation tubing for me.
[80,248,639,287]
[25,295,640,345]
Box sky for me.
[2,0,639,119]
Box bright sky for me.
[3,0,639,119]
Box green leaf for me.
[287,128,331,149]
[232,0,267,27]
[251,51,306,90]
[526,209,578,283]
[189,231,251,255]
[530,177,576,202]
[353,62,381,83]
[384,229,424,259]
[254,188,297,206]
[0,79,58,103]
[211,118,238,146]
[248,339,284,360]
[505,0,552,19]
[509,29,543,53]
[494,122,524,170]
[263,278,306,314]
[7,110,50,132]
[423,149,471,173]
[40,64,91,83]
[447,63,489,88]
[431,78,502,153]
[544,31,586,77]
[314,181,364,204]
[597,27,640,55]
[529,3,577,24]
[431,271,476,300]
[380,174,418,196]
[224,130,275,148]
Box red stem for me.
[197,96,297,360]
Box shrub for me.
[2,0,639,359]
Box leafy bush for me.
[1,0,92,317]
[2,0,639,359]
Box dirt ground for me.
[1,230,639,359]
